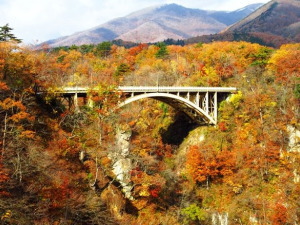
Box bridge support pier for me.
[74,92,79,111]
[87,95,95,108]
[213,92,217,122]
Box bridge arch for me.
[118,92,216,125]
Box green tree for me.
[155,42,168,59]
[0,24,21,43]
[114,63,130,77]
[181,203,208,224]
[95,41,112,58]
[295,81,300,99]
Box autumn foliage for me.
[0,40,299,224]
[186,145,236,184]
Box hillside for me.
[226,0,300,42]
[1,40,300,224]
[185,31,290,47]
[185,0,300,47]
[44,3,263,47]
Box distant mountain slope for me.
[45,3,263,47]
[185,31,289,48]
[187,0,300,47]
[226,0,300,42]
[209,3,263,26]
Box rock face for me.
[110,128,133,199]
[287,125,300,152]
[212,213,229,225]
[287,125,300,183]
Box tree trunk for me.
[2,112,7,156]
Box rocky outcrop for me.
[287,125,300,152]
[109,128,133,199]
[287,125,300,183]
[212,213,229,225]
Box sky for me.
[0,0,271,44]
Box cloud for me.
[0,0,270,44]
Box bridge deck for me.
[44,86,237,95]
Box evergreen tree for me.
[0,24,21,43]
[155,42,168,59]
[95,41,112,57]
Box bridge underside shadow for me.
[160,112,198,145]
[152,96,211,125]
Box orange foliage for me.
[0,82,9,90]
[268,44,300,83]
[186,145,214,183]
[186,145,236,184]
[20,130,36,139]
[218,121,227,132]
[0,39,299,223]
[0,98,26,111]
[9,111,33,122]
[128,44,148,56]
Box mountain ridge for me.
[44,3,263,47]
[185,0,300,47]
[225,0,300,41]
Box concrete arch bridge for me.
[39,86,237,125]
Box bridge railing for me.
[118,86,237,93]
[38,86,237,94]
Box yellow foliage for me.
[203,66,220,85]
[228,91,243,108]
[139,189,150,197]
[1,210,12,220]
[268,43,300,70]
[265,101,277,107]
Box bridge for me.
[38,86,237,125]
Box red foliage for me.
[42,178,71,209]
[57,138,69,150]
[0,158,9,197]
[149,185,161,198]
[130,167,142,178]
[218,121,227,132]
[271,203,287,225]
[60,110,70,118]
[128,44,148,56]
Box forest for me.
[0,37,300,224]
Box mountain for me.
[44,3,263,47]
[186,0,300,47]
[209,3,263,26]
[225,0,300,42]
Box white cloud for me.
[0,0,270,44]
